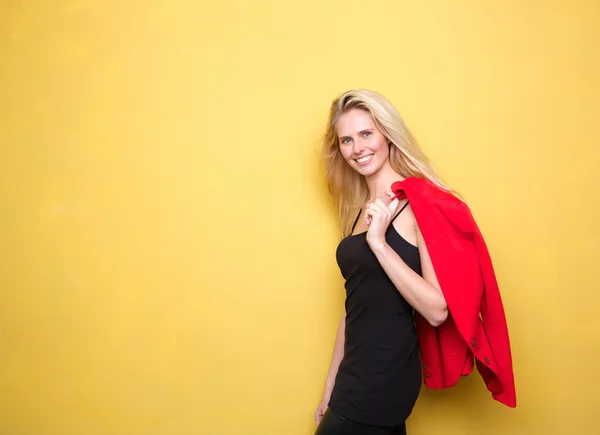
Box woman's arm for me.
[366,202,448,326]
[369,224,447,326]
[323,314,345,394]
[315,315,345,425]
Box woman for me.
[314,89,451,435]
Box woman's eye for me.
[363,131,371,137]
[341,138,351,144]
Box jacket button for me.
[424,373,430,378]
[471,339,477,347]
[485,357,490,364]
[423,365,428,370]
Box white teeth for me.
[356,155,373,163]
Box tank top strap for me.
[390,200,410,224]
[351,208,362,232]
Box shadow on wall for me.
[408,374,522,433]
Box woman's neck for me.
[365,163,404,202]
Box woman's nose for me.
[352,141,365,154]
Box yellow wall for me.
[1,1,599,434]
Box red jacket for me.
[391,177,516,408]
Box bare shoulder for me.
[390,200,418,246]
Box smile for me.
[355,155,374,165]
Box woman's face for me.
[336,108,391,177]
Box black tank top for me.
[328,202,423,427]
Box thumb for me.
[386,191,400,212]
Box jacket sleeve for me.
[465,202,517,408]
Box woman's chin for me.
[354,163,381,177]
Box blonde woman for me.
[313,89,516,434]
[313,89,446,435]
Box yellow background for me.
[1,1,599,434]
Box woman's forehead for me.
[336,109,375,135]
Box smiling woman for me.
[337,110,387,173]
[313,90,516,435]
[322,90,449,238]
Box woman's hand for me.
[365,192,400,250]
[314,393,330,426]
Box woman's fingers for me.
[373,199,392,217]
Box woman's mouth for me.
[355,154,374,166]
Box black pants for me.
[315,408,407,435]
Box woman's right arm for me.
[315,315,345,425]
[324,314,345,393]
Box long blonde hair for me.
[322,89,451,237]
